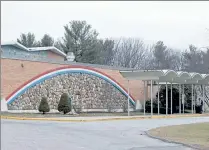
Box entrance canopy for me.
[120,69,209,116]
[120,69,209,85]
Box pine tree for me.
[58,20,99,63]
[58,93,72,114]
[17,32,40,47]
[38,97,50,114]
[40,34,54,46]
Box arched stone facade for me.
[7,66,135,111]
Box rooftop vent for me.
[66,52,75,62]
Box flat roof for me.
[120,69,209,84]
[1,41,66,57]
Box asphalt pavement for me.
[1,116,209,150]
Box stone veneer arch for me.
[6,66,136,107]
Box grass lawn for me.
[148,122,209,150]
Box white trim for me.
[190,72,203,80]
[29,46,66,57]
[164,70,178,77]
[1,98,8,112]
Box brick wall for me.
[1,58,152,102]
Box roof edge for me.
[1,41,66,57]
[1,41,29,51]
[29,46,66,57]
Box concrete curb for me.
[1,116,151,122]
[1,114,209,122]
[151,114,209,119]
[145,131,204,150]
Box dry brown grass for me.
[148,122,209,150]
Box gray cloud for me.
[1,1,209,49]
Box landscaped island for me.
[148,122,209,150]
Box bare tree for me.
[139,44,156,70]
[112,38,147,68]
[139,41,183,71]
[167,49,183,71]
[202,49,209,73]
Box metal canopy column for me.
[194,85,196,113]
[151,80,153,116]
[166,82,168,115]
[171,82,173,114]
[179,84,181,114]
[158,81,160,115]
[143,81,146,116]
[192,84,194,114]
[182,84,185,114]
[203,85,205,114]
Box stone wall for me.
[8,73,133,111]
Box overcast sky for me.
[1,1,209,50]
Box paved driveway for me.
[1,116,209,150]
